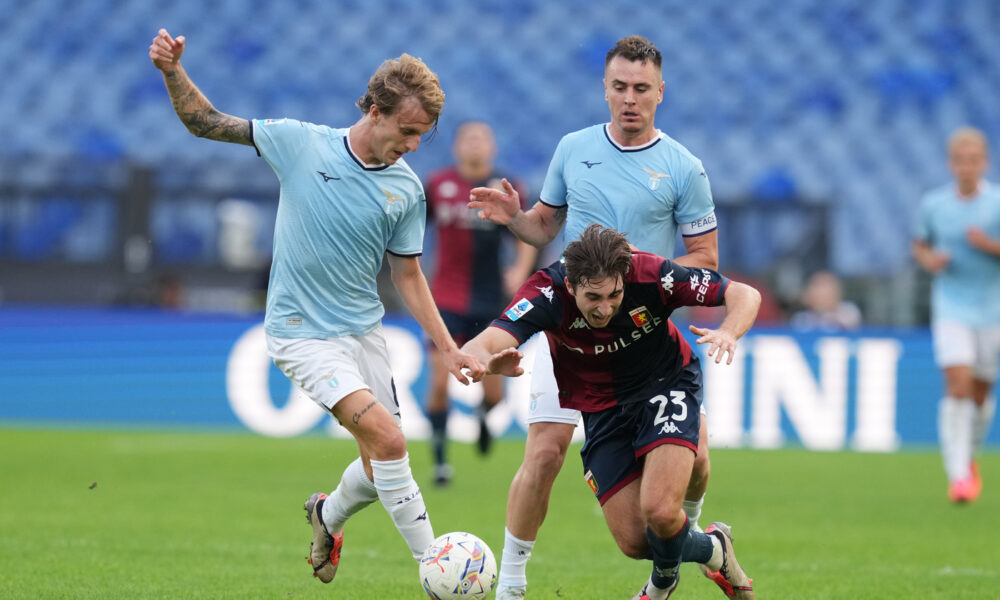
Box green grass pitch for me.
[0,427,997,599]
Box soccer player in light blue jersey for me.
[913,127,1000,504]
[150,29,485,587]
[469,36,728,600]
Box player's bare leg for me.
[685,414,710,531]
[305,389,434,583]
[496,421,575,598]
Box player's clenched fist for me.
[149,28,185,71]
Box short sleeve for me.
[252,118,310,176]
[387,190,426,256]
[489,270,561,343]
[539,137,568,208]
[674,159,716,232]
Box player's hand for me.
[486,347,524,377]
[469,178,521,225]
[689,324,739,365]
[444,348,486,385]
[925,250,950,273]
[149,28,185,71]
[966,227,991,251]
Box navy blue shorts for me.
[580,361,703,506]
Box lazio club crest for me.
[643,168,671,190]
[629,306,653,327]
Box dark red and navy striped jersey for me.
[490,251,730,413]
[425,167,529,317]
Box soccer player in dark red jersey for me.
[424,121,537,484]
[462,225,759,600]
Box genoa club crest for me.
[629,306,653,327]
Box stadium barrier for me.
[2,306,990,450]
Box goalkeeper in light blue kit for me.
[149,29,485,588]
[913,127,1000,504]
[469,35,733,600]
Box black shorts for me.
[435,310,496,347]
[580,361,703,506]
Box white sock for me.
[704,533,724,572]
[941,397,974,482]
[497,527,535,588]
[322,457,378,534]
[371,454,434,561]
[683,496,705,533]
[973,397,996,456]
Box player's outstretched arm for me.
[689,281,760,365]
[468,180,566,247]
[387,254,485,384]
[461,328,523,377]
[149,28,252,146]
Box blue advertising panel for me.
[1,306,996,450]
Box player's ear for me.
[564,277,575,297]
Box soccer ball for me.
[419,531,497,599]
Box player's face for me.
[567,275,624,328]
[603,56,664,143]
[949,139,988,188]
[369,97,435,165]
[453,122,497,167]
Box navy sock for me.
[681,529,715,564]
[646,517,690,589]
[428,410,448,465]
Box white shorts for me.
[932,321,1000,382]
[525,333,707,426]
[266,326,401,424]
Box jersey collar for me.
[603,124,664,153]
[343,135,390,171]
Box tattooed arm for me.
[148,29,252,146]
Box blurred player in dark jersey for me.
[462,225,759,600]
[424,121,537,484]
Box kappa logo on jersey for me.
[660,421,682,435]
[317,171,341,182]
[537,285,555,302]
[629,306,653,327]
[584,470,600,496]
[643,168,671,190]
[569,317,590,329]
[661,269,675,294]
[504,298,534,321]
[581,160,602,169]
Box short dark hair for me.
[563,224,633,289]
[605,35,662,69]
[357,53,445,131]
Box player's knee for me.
[615,535,651,560]
[366,425,408,460]
[642,503,686,539]
[524,439,568,481]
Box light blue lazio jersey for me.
[540,124,716,256]
[914,181,1000,327]
[252,118,425,338]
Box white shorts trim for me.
[932,321,1000,382]
[266,326,401,423]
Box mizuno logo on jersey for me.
[537,285,555,302]
[661,269,675,294]
[317,171,341,182]
[504,298,534,321]
[643,168,671,190]
[581,160,602,168]
[570,317,590,329]
[660,421,682,435]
